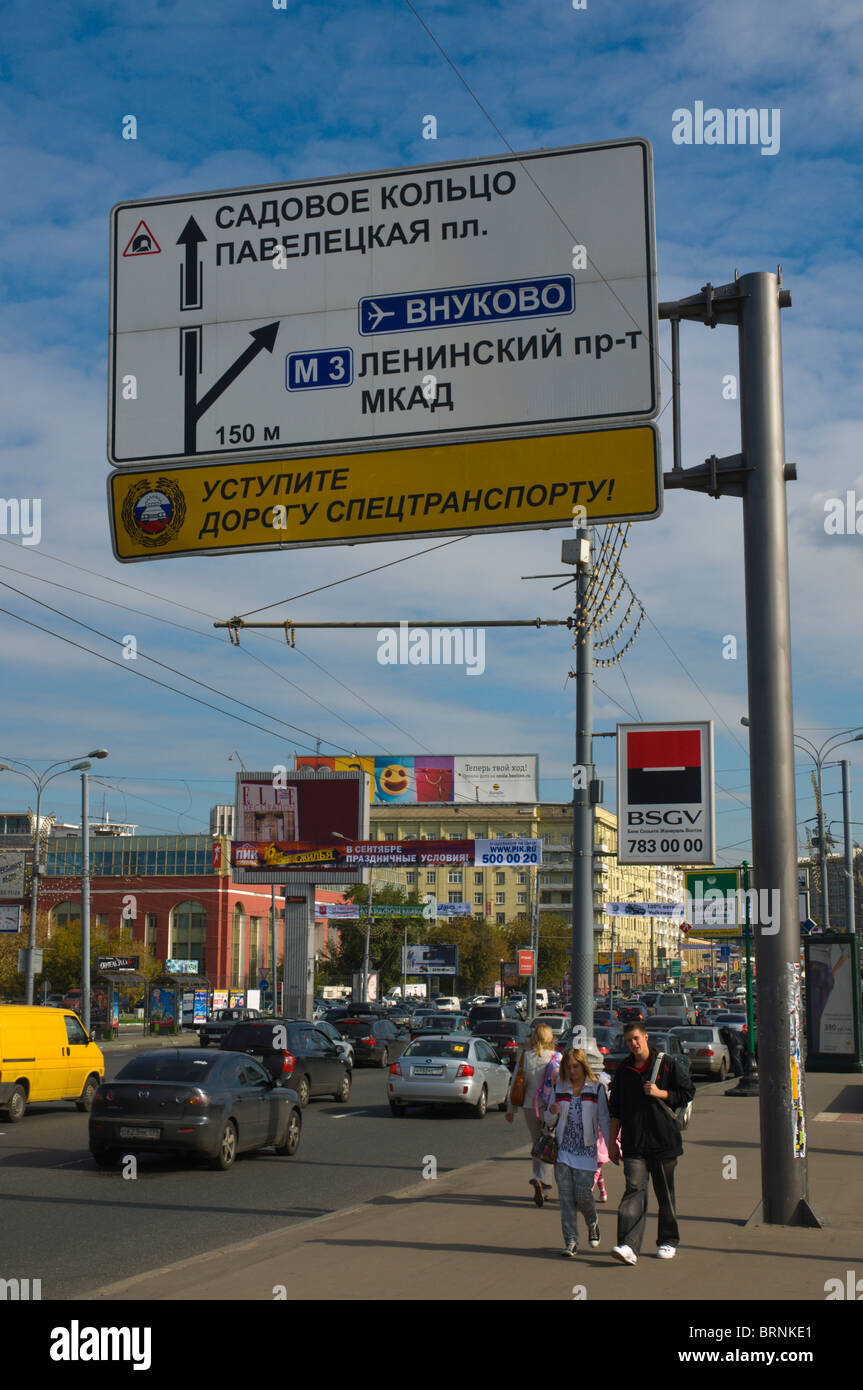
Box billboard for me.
[616,721,715,865]
[0,851,27,900]
[403,944,459,977]
[233,768,369,884]
[296,753,538,804]
[231,838,475,873]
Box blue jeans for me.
[555,1164,597,1248]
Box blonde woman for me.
[545,1047,610,1257]
[505,1022,561,1206]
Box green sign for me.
[669,960,681,977]
[684,868,740,937]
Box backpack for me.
[649,1052,693,1132]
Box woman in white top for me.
[505,1022,561,1206]
[545,1047,611,1256]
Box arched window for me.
[169,900,206,974]
[50,901,81,933]
[231,903,245,988]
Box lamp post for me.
[741,721,863,930]
[0,751,108,1005]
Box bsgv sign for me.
[616,722,715,865]
[109,141,658,470]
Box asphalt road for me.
[0,1040,523,1300]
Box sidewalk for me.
[84,1070,863,1302]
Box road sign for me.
[109,141,657,474]
[684,869,740,936]
[617,722,715,864]
[107,423,660,561]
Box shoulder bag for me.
[649,1052,693,1131]
[510,1048,526,1108]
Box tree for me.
[430,916,509,996]
[326,882,428,992]
[503,913,571,991]
[41,922,160,997]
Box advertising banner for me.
[474,837,542,865]
[403,944,459,976]
[0,851,27,899]
[213,990,229,1010]
[193,989,209,1025]
[232,838,475,871]
[233,768,369,884]
[617,721,715,865]
[806,939,857,1055]
[604,901,685,918]
[95,955,140,973]
[518,949,535,975]
[296,753,538,805]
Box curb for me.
[78,1142,531,1300]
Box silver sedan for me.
[387,1035,511,1118]
[669,1025,732,1079]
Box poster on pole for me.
[616,721,715,864]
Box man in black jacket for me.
[607,1020,695,1264]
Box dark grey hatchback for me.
[88,1048,302,1171]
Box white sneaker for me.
[657,1244,677,1259]
[611,1244,637,1265]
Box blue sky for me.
[1,0,862,864]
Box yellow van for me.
[0,1006,105,1123]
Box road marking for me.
[813,1111,863,1122]
[331,1110,367,1118]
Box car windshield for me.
[715,1014,747,1023]
[222,1023,290,1048]
[211,1009,243,1021]
[117,1053,218,1082]
[337,1019,379,1035]
[672,1028,714,1041]
[404,1039,473,1058]
[474,1023,519,1039]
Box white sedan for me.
[387,1034,511,1118]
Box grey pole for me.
[571,527,595,1044]
[816,757,830,928]
[738,271,818,1226]
[26,782,42,1007]
[81,772,91,1035]
[363,873,373,1003]
[841,760,854,935]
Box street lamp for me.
[0,751,108,1004]
[741,720,863,930]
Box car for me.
[387,1034,512,1117]
[409,1012,470,1040]
[0,1006,105,1122]
[467,1002,506,1027]
[559,1023,622,1062]
[602,1030,691,1077]
[430,996,461,1013]
[712,1012,754,1040]
[198,1007,262,1047]
[332,1015,411,1067]
[314,1020,354,1069]
[617,1003,648,1024]
[220,1018,352,1106]
[669,1026,732,1080]
[529,1012,570,1041]
[593,1010,617,1027]
[89,1048,302,1170]
[654,993,697,1024]
[471,1020,532,1069]
[647,1013,697,1032]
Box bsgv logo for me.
[377,621,485,676]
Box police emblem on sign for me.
[122,476,186,548]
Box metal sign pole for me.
[572,528,595,1042]
[661,273,818,1224]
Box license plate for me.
[412,1066,444,1076]
[119,1126,160,1139]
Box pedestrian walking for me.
[719,1024,744,1078]
[544,1047,610,1256]
[505,1021,561,1206]
[607,1020,695,1265]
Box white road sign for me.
[0,850,26,899]
[474,838,542,866]
[109,141,658,468]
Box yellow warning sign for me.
[108,424,661,562]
